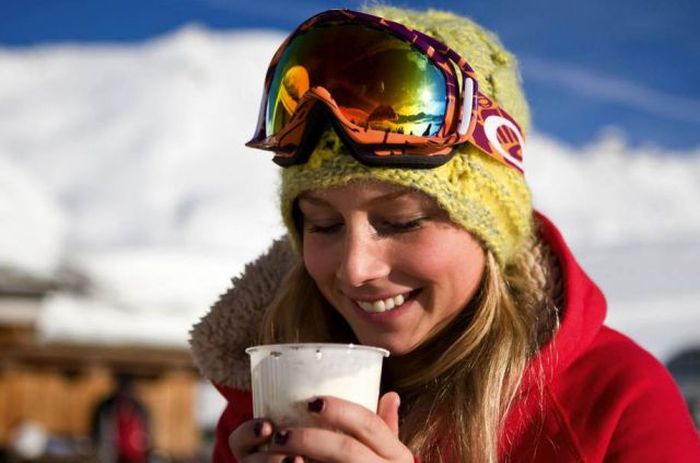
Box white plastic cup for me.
[246,343,389,428]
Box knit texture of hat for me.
[279,6,533,266]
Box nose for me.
[336,226,391,288]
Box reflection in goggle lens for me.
[266,23,447,138]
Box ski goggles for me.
[246,9,525,173]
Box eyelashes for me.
[305,217,427,235]
[381,217,425,233]
[306,223,343,234]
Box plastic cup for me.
[245,343,389,428]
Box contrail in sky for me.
[522,55,700,125]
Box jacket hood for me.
[521,213,607,390]
[189,214,607,393]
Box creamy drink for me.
[246,343,389,427]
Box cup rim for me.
[245,342,390,357]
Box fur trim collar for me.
[189,238,296,390]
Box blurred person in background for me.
[91,374,150,463]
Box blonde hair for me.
[260,234,561,462]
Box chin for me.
[356,334,419,357]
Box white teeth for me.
[356,293,410,313]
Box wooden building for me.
[0,269,202,462]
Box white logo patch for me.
[483,115,525,170]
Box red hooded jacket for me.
[197,215,700,462]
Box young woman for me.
[190,6,700,462]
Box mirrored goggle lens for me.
[266,23,447,139]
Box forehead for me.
[299,180,437,208]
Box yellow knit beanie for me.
[279,6,533,267]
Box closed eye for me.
[306,222,343,234]
[377,217,426,234]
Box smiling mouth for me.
[352,290,419,313]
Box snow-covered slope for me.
[1,26,698,360]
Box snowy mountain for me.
[1,25,698,360]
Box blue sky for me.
[2,0,698,150]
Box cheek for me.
[401,231,485,291]
[302,236,335,285]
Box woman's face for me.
[299,181,486,355]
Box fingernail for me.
[253,419,264,437]
[274,429,290,445]
[307,397,324,413]
[281,457,294,463]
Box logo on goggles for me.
[484,116,525,172]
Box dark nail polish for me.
[253,419,263,437]
[281,457,294,463]
[308,397,324,413]
[274,429,290,445]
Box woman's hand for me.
[273,392,413,462]
[228,392,414,462]
[228,416,276,461]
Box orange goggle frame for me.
[246,9,525,173]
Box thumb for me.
[377,391,401,436]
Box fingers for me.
[228,418,273,459]
[240,455,303,463]
[269,427,378,463]
[232,394,411,463]
[272,395,411,462]
[311,396,397,457]
[377,392,401,436]
[239,453,303,463]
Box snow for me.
[526,131,700,248]
[0,156,66,276]
[0,25,699,365]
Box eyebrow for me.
[299,189,415,208]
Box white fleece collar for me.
[189,238,296,390]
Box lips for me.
[352,291,415,313]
